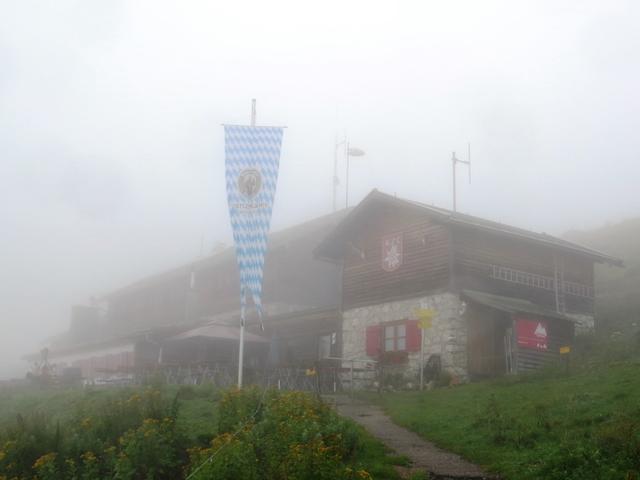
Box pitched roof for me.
[314,189,623,266]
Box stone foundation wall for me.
[341,293,468,387]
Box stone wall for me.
[341,292,468,387]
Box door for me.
[504,326,515,374]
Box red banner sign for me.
[516,318,548,351]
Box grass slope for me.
[362,360,640,480]
[0,385,218,441]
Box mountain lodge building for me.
[27,190,621,386]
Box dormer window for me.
[348,242,366,260]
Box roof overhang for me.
[445,220,623,267]
[462,289,576,323]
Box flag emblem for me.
[238,168,262,199]
[224,125,284,328]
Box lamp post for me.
[345,144,365,209]
[332,137,365,211]
[332,135,346,212]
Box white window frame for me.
[383,324,407,352]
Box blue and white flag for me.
[224,125,284,329]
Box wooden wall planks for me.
[452,227,595,315]
[342,205,450,309]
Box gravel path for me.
[330,396,496,479]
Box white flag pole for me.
[237,99,257,389]
[420,327,425,391]
[238,318,245,388]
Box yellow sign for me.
[415,308,436,329]
[559,346,571,354]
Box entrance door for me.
[504,327,515,374]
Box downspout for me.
[448,224,456,293]
[553,253,566,314]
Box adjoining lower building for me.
[314,190,621,384]
[26,210,348,385]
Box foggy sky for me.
[1,1,639,379]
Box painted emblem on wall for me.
[237,168,262,199]
[381,232,403,272]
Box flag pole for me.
[452,152,457,212]
[420,327,425,391]
[238,312,245,388]
[237,99,257,389]
[333,134,339,212]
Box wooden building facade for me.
[315,190,621,382]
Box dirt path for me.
[329,396,496,480]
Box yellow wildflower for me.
[81,451,97,463]
[33,452,56,470]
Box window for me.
[318,332,337,359]
[563,280,594,298]
[348,242,366,260]
[318,334,331,359]
[384,324,406,352]
[366,321,420,357]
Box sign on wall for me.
[381,232,403,272]
[414,308,436,329]
[516,318,548,351]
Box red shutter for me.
[406,320,421,352]
[365,325,382,357]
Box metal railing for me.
[324,356,378,396]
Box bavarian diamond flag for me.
[224,125,284,329]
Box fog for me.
[1,0,639,379]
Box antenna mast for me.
[332,132,347,212]
[452,142,471,212]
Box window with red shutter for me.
[383,324,406,352]
[365,325,382,357]
[378,320,422,353]
[405,319,421,352]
